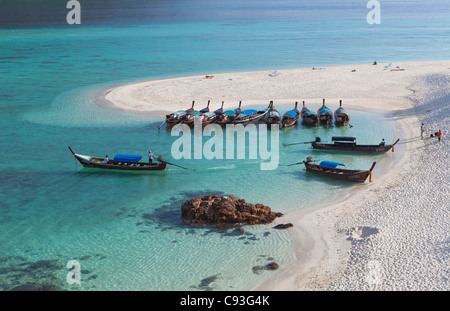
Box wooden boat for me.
[165,101,195,127]
[196,111,219,127]
[334,100,350,126]
[300,101,319,126]
[68,147,167,171]
[281,102,300,128]
[265,101,281,125]
[231,109,268,124]
[183,100,216,125]
[317,99,333,125]
[199,100,211,113]
[182,110,202,126]
[216,101,242,125]
[302,158,376,182]
[213,101,224,115]
[311,136,400,153]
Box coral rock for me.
[181,195,282,226]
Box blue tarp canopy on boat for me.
[174,110,187,116]
[114,154,142,163]
[222,109,236,116]
[335,107,346,114]
[319,161,345,168]
[284,110,298,117]
[203,111,216,117]
[302,109,317,116]
[319,107,332,114]
[241,109,257,116]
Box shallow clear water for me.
[0,0,447,290]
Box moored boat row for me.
[69,100,396,184]
[163,99,351,128]
[300,99,350,126]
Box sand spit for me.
[104,61,450,291]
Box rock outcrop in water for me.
[181,195,282,226]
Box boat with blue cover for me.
[165,101,195,127]
[232,106,269,125]
[334,100,350,126]
[216,101,243,124]
[300,101,319,126]
[311,136,400,153]
[213,101,225,115]
[182,110,203,125]
[281,102,300,128]
[68,147,167,171]
[265,101,281,125]
[188,101,224,126]
[317,99,333,125]
[197,111,219,126]
[294,156,376,182]
[199,100,211,113]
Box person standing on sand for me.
[421,123,425,139]
[436,130,443,142]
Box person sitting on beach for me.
[104,155,109,164]
[437,130,443,142]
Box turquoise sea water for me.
[0,0,448,290]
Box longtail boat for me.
[334,100,350,126]
[301,157,377,182]
[182,110,202,126]
[183,100,215,125]
[265,101,281,125]
[317,99,333,125]
[281,102,300,128]
[216,101,242,125]
[300,101,319,126]
[165,101,195,127]
[196,111,219,127]
[199,100,211,113]
[231,107,269,125]
[213,101,224,115]
[311,136,400,153]
[68,147,167,171]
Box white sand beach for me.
[104,61,449,290]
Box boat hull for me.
[302,116,319,126]
[304,163,371,182]
[265,109,281,125]
[75,154,167,171]
[232,111,267,125]
[319,114,332,125]
[281,115,299,127]
[69,147,167,171]
[300,107,319,126]
[311,142,395,153]
[334,114,350,126]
